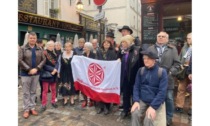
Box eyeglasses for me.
[157,35,166,38]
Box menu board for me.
[142,3,159,44]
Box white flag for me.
[71,55,121,104]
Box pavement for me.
[18,79,192,126]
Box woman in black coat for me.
[57,42,76,106]
[97,40,118,115]
[40,41,59,112]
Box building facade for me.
[18,0,83,46]
[81,0,141,44]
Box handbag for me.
[176,65,188,80]
[40,70,53,79]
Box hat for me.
[106,32,115,38]
[141,50,159,59]
[118,25,133,34]
[37,39,43,43]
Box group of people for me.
[18,25,192,126]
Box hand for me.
[115,47,119,51]
[117,58,121,62]
[131,102,140,113]
[28,68,38,75]
[188,74,192,80]
[51,69,57,75]
[146,106,156,121]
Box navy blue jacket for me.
[133,64,168,110]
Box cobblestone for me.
[18,80,191,126]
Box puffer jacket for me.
[18,43,46,73]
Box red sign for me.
[93,0,107,6]
[88,63,104,86]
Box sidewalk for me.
[18,80,191,126]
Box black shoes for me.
[40,106,47,113]
[52,103,58,108]
[121,111,129,118]
[97,108,104,114]
[97,107,109,115]
[175,107,183,113]
[104,107,109,115]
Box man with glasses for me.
[147,31,181,126]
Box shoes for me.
[188,115,192,121]
[63,102,68,106]
[30,109,38,116]
[175,107,183,113]
[70,102,75,106]
[52,103,58,108]
[104,106,109,115]
[167,119,172,126]
[119,105,123,110]
[82,101,87,108]
[97,108,104,114]
[23,111,30,119]
[121,111,129,118]
[40,106,47,113]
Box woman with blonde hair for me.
[58,42,76,106]
[119,35,144,118]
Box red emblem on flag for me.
[88,63,104,86]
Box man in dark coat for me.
[147,31,181,126]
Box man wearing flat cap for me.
[119,25,141,46]
[131,50,168,126]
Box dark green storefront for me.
[18,11,83,46]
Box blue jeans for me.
[165,90,174,123]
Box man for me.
[91,39,100,59]
[119,25,140,46]
[74,38,85,55]
[19,32,46,119]
[131,50,168,126]
[147,31,181,126]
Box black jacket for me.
[98,49,117,61]
[83,51,96,59]
[120,45,144,86]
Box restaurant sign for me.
[18,11,83,32]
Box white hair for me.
[84,42,93,51]
[55,41,62,46]
[46,41,55,49]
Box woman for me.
[57,42,76,106]
[175,33,192,113]
[97,40,117,115]
[81,42,96,107]
[119,35,144,118]
[40,41,59,113]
